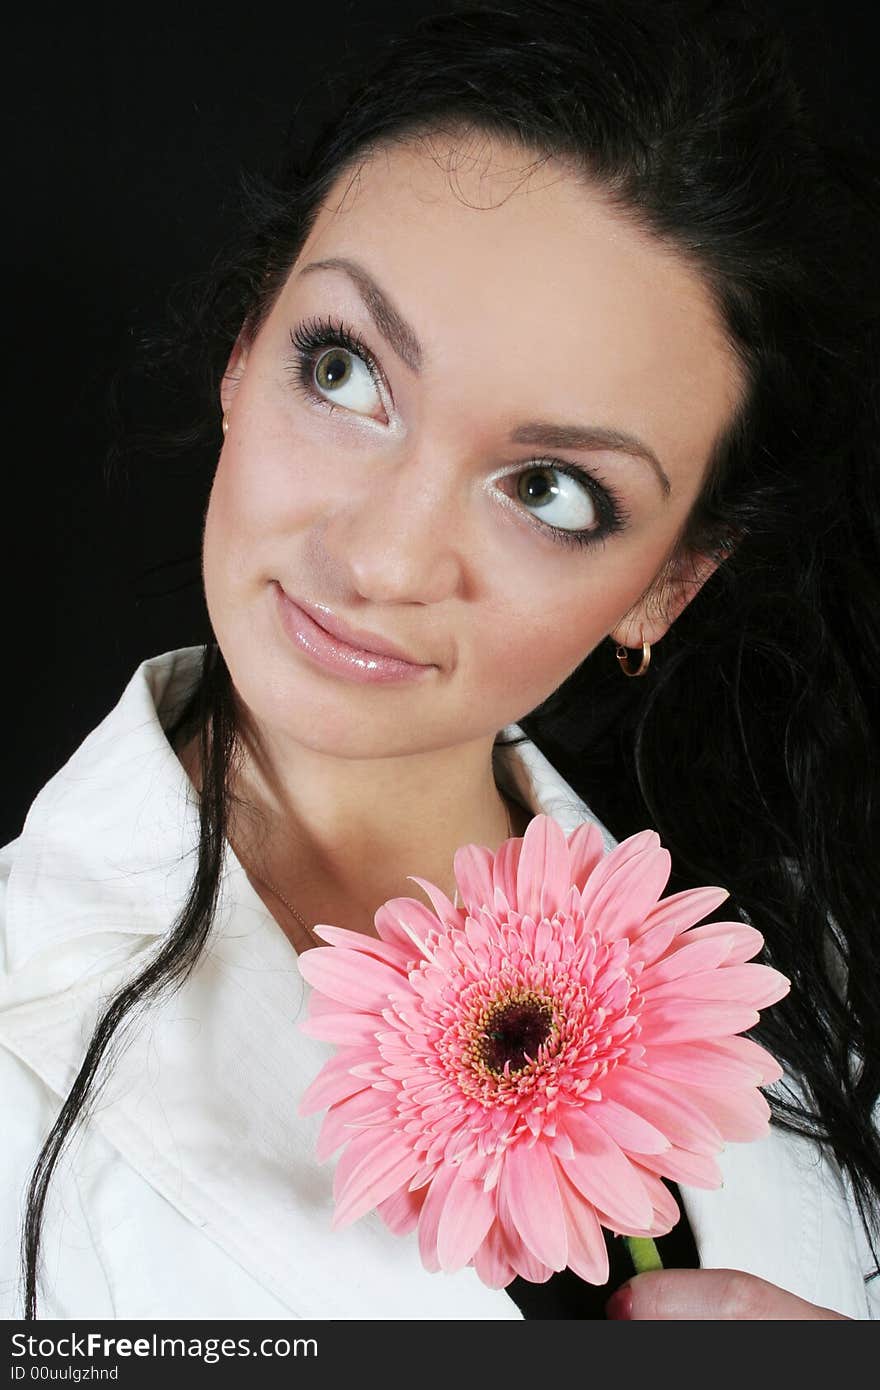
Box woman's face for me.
[205,134,744,760]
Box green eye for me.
[514,464,598,532]
[290,319,386,418]
[315,349,355,392]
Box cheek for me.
[203,449,257,611]
[203,428,328,585]
[467,549,658,711]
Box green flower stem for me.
[624,1236,664,1274]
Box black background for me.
[4,0,879,846]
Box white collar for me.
[4,647,207,975]
[3,644,616,979]
[0,646,867,1317]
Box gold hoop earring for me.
[615,637,652,677]
[222,411,229,437]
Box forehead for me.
[283,133,744,488]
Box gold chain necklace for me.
[242,799,516,949]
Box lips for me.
[275,585,432,667]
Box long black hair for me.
[20,0,880,1317]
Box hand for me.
[605,1269,852,1320]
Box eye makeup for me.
[289,316,384,414]
[285,315,631,551]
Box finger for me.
[606,1269,851,1320]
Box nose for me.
[320,448,466,606]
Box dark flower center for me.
[479,996,554,1074]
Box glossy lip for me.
[292,589,429,665]
[273,582,436,684]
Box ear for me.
[219,334,251,417]
[609,544,729,651]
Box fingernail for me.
[605,1284,633,1320]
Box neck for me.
[175,720,530,940]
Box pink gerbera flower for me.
[296,814,790,1288]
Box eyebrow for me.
[298,255,672,499]
[300,257,423,372]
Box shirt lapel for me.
[3,647,203,980]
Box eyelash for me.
[286,315,630,551]
[289,315,384,406]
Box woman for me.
[2,0,878,1320]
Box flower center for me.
[477,993,555,1075]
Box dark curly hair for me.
[19,0,880,1318]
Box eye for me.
[288,317,386,419]
[514,465,597,531]
[500,460,627,549]
[311,346,381,414]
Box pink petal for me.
[399,1077,456,1106]
[579,829,660,911]
[636,884,731,938]
[602,1067,724,1154]
[376,1182,428,1236]
[492,883,512,916]
[315,1088,393,1162]
[372,900,433,956]
[704,1034,784,1084]
[491,836,523,908]
[463,912,494,954]
[548,1130,576,1161]
[643,963,791,1008]
[298,1011,385,1046]
[581,842,672,943]
[505,1242,555,1283]
[665,920,766,964]
[515,815,571,921]
[296,947,406,1010]
[405,876,462,932]
[304,989,354,1018]
[533,916,563,964]
[379,895,449,957]
[453,843,496,915]
[639,1040,767,1088]
[588,1097,671,1155]
[408,1159,440,1192]
[612,1213,670,1239]
[332,1129,421,1229]
[507,1246,555,1282]
[499,1139,568,1272]
[633,1147,724,1190]
[297,1050,372,1116]
[348,1059,395,1084]
[557,1108,653,1229]
[295,921,368,951]
[748,963,791,1006]
[629,920,679,969]
[553,1161,610,1284]
[435,1170,497,1272]
[417,1162,460,1273]
[456,1146,492,1183]
[636,1169,682,1231]
[636,998,760,1043]
[637,936,736,991]
[472,1220,517,1289]
[566,820,606,894]
[674,1080,771,1141]
[309,923,412,970]
[495,1183,556,1284]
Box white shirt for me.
[1,646,876,1319]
